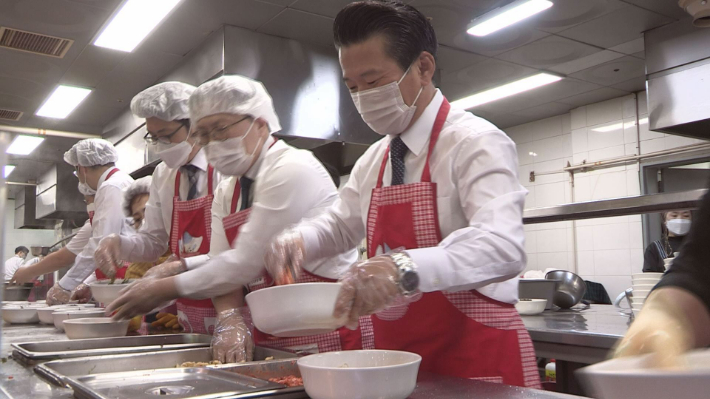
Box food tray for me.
[211,358,306,398]
[12,334,211,365]
[66,367,285,399]
[36,346,297,387]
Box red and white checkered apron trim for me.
[222,208,252,231]
[177,302,217,335]
[170,194,214,255]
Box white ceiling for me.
[0,0,692,184]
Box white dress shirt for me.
[4,255,25,281]
[118,148,222,263]
[59,168,134,291]
[66,221,94,255]
[300,90,527,304]
[175,139,358,299]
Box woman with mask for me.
[263,1,538,388]
[95,82,224,335]
[105,75,363,363]
[642,210,692,273]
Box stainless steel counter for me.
[1,322,587,399]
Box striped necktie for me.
[390,136,408,186]
[182,165,199,200]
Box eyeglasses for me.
[128,217,143,230]
[144,122,188,145]
[192,116,250,146]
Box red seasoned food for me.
[268,375,303,387]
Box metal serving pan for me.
[12,334,211,365]
[36,346,296,387]
[66,367,285,399]
[210,358,306,398]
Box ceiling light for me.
[94,0,182,52]
[467,0,553,37]
[4,165,16,178]
[7,135,45,155]
[451,73,562,110]
[36,85,92,119]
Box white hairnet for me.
[131,82,196,121]
[123,176,152,217]
[64,139,118,167]
[189,75,281,133]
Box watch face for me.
[401,270,419,292]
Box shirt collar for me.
[245,135,275,180]
[96,167,115,190]
[187,148,208,172]
[395,89,444,157]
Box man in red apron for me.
[47,139,134,305]
[106,75,364,362]
[96,82,224,335]
[263,1,540,388]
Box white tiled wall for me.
[504,92,708,300]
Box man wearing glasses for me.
[104,75,362,363]
[95,82,224,335]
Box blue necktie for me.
[182,165,199,200]
[239,177,253,211]
[390,137,408,186]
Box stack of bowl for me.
[631,273,663,312]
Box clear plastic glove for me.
[46,283,72,306]
[264,228,305,285]
[94,234,122,279]
[211,309,254,363]
[105,278,174,320]
[143,258,186,279]
[333,256,400,330]
[614,291,694,368]
[71,283,92,303]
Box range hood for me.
[35,163,89,224]
[645,20,710,140]
[14,186,55,229]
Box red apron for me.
[366,99,540,388]
[222,169,374,354]
[93,168,127,280]
[171,165,217,335]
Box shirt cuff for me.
[184,255,210,270]
[119,235,137,260]
[406,246,449,293]
[174,271,195,297]
[300,226,321,262]
[58,275,82,292]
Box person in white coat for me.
[5,246,31,281]
[46,139,133,305]
[95,82,224,335]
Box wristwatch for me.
[388,251,419,295]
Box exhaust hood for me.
[35,163,89,223]
[14,186,55,229]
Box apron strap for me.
[230,179,242,214]
[105,168,120,181]
[207,165,214,193]
[375,98,451,187]
[174,170,182,198]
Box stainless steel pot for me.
[545,271,587,309]
[3,283,34,301]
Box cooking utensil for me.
[578,348,710,399]
[65,367,283,399]
[245,282,347,337]
[297,350,421,399]
[1,306,39,324]
[545,270,587,309]
[515,299,547,315]
[36,346,297,387]
[88,279,135,305]
[3,282,33,301]
[518,279,560,310]
[12,334,211,365]
[62,317,130,340]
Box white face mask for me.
[86,203,96,215]
[350,65,424,136]
[156,140,195,169]
[78,181,96,196]
[667,218,691,236]
[204,120,260,176]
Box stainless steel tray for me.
[36,346,296,387]
[211,359,306,398]
[12,334,211,365]
[66,367,285,399]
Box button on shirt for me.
[175,139,358,299]
[59,169,134,291]
[300,90,527,304]
[118,148,222,263]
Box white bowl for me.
[62,317,130,340]
[51,308,101,331]
[245,283,347,337]
[579,349,710,399]
[66,309,106,319]
[1,307,39,324]
[37,306,76,324]
[89,279,135,305]
[297,350,421,399]
[515,299,547,315]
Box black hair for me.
[333,0,437,71]
[15,246,29,255]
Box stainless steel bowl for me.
[3,283,33,301]
[545,271,587,309]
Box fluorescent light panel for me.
[94,0,181,52]
[468,0,553,37]
[36,85,92,119]
[4,165,16,178]
[451,73,562,110]
[7,135,45,155]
